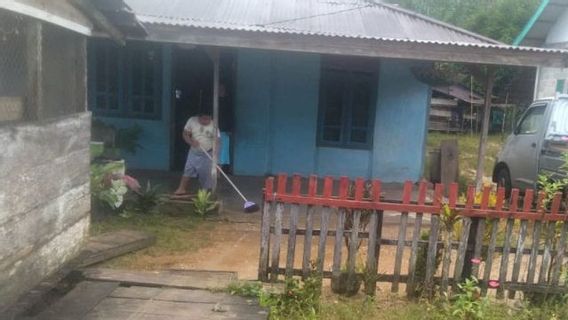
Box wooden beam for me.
[0,0,92,35]
[208,47,221,194]
[475,67,496,190]
[139,24,568,68]
[72,0,125,45]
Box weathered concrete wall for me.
[536,66,568,99]
[0,112,91,312]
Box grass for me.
[318,294,567,320]
[90,213,213,269]
[426,132,506,186]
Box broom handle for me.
[198,145,248,202]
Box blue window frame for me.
[89,40,162,119]
[317,59,377,149]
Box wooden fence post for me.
[392,181,412,293]
[440,140,458,194]
[365,180,382,296]
[302,175,317,279]
[258,177,274,281]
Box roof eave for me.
[137,24,568,68]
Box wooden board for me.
[440,140,459,192]
[33,281,118,320]
[81,268,238,290]
[84,296,266,320]
[32,284,266,320]
[109,286,255,306]
[77,230,156,267]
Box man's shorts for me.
[183,150,213,190]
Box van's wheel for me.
[495,167,512,198]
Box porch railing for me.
[258,174,568,298]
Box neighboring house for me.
[514,0,568,99]
[0,0,120,313]
[89,0,567,182]
[429,85,484,132]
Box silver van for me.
[493,96,568,195]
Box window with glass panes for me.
[90,40,162,119]
[317,58,376,149]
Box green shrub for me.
[90,162,128,212]
[260,273,322,320]
[226,281,263,298]
[124,181,162,215]
[192,189,217,216]
[409,230,442,298]
[449,277,488,320]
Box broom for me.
[199,145,260,213]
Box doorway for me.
[171,46,235,172]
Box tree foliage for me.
[387,0,541,103]
[387,0,540,44]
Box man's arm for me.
[183,130,198,147]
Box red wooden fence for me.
[258,174,568,298]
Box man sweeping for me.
[174,112,219,196]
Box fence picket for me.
[407,181,427,297]
[366,211,379,295]
[497,188,518,299]
[454,186,475,290]
[392,181,412,293]
[440,183,459,294]
[527,191,545,284]
[332,208,345,281]
[316,177,333,273]
[317,207,330,274]
[509,189,533,299]
[366,180,382,295]
[347,210,361,292]
[425,184,443,295]
[471,220,486,278]
[453,216,472,288]
[259,177,274,281]
[285,175,301,278]
[551,221,568,285]
[425,215,440,295]
[539,193,561,284]
[271,202,284,282]
[302,175,317,278]
[481,218,499,296]
[332,177,349,282]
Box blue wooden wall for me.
[372,60,432,181]
[234,49,431,182]
[90,44,430,181]
[89,45,173,170]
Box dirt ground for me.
[145,208,425,282]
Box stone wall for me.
[0,112,91,312]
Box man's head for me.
[197,112,212,125]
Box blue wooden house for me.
[88,0,566,182]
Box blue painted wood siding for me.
[234,49,430,182]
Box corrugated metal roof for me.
[123,0,502,45]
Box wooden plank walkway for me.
[76,230,156,267]
[31,281,266,320]
[81,268,238,290]
[7,230,155,319]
